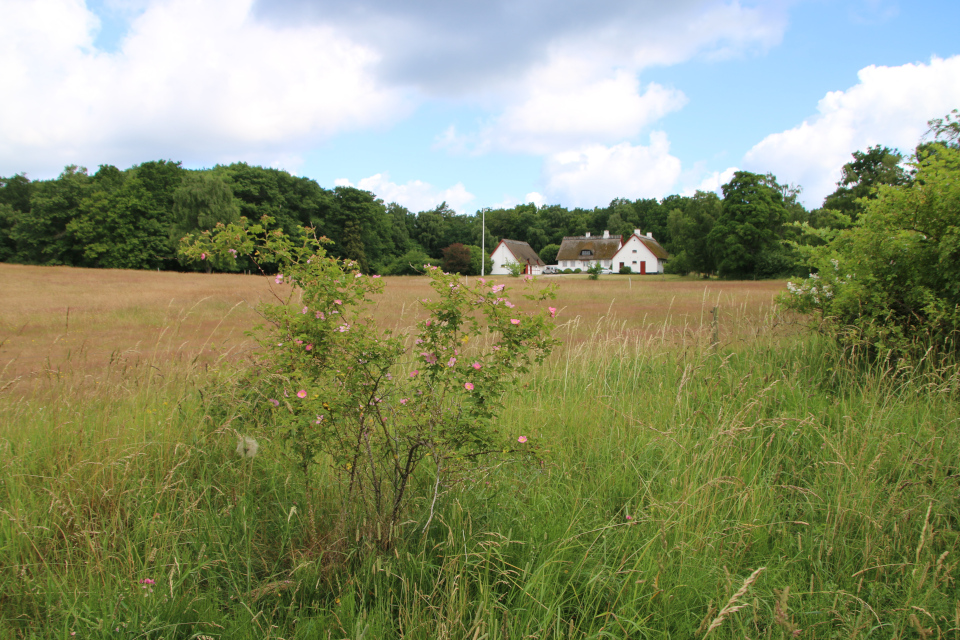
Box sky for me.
[2,0,959,213]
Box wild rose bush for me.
[780,143,960,358]
[181,216,559,530]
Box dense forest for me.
[0,144,914,278]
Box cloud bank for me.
[743,56,960,206]
[0,0,410,177]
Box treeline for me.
[0,144,911,278]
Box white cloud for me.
[0,0,410,177]
[541,132,682,207]
[336,173,475,214]
[743,56,960,207]
[429,1,785,156]
[683,166,738,196]
[483,68,687,154]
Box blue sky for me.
[2,0,958,212]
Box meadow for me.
[1,264,958,639]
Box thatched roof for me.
[631,234,669,260]
[498,239,544,266]
[556,235,622,261]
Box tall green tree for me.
[8,165,91,265]
[666,191,720,276]
[823,145,909,219]
[66,165,173,270]
[173,172,240,237]
[709,171,789,279]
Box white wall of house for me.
[490,242,514,275]
[490,241,545,275]
[612,234,664,274]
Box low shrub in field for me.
[181,217,559,533]
[619,265,632,274]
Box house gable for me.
[490,239,544,275]
[612,230,670,273]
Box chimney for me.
[585,231,591,238]
[634,229,642,237]
[646,232,653,239]
[603,230,609,239]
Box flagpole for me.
[481,208,485,277]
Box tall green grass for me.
[2,315,959,638]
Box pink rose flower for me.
[472,362,482,370]
[510,319,520,325]
[517,435,527,443]
[297,390,307,399]
[464,382,474,391]
[548,307,557,318]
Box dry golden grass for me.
[0,264,790,392]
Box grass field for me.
[0,263,787,391]
[2,265,959,639]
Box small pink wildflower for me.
[355,273,363,278]
[316,311,325,320]
[305,344,313,351]
[275,273,283,284]
[268,398,280,407]
[626,515,633,521]
[492,284,505,293]
[373,274,381,278]
[301,306,308,314]
[334,299,342,305]
[510,318,520,325]
[548,306,557,318]
[409,370,419,378]
[295,339,303,345]
[464,382,474,391]
[229,248,237,256]
[297,389,307,399]
[315,415,324,423]
[415,338,423,345]
[447,357,456,367]
[472,362,482,370]
[139,578,156,585]
[517,435,527,443]
[200,252,206,260]
[338,324,350,332]
[504,300,515,308]
[400,398,408,405]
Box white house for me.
[490,239,545,275]
[611,230,669,274]
[555,231,622,270]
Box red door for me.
[639,261,646,274]
[619,262,624,270]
